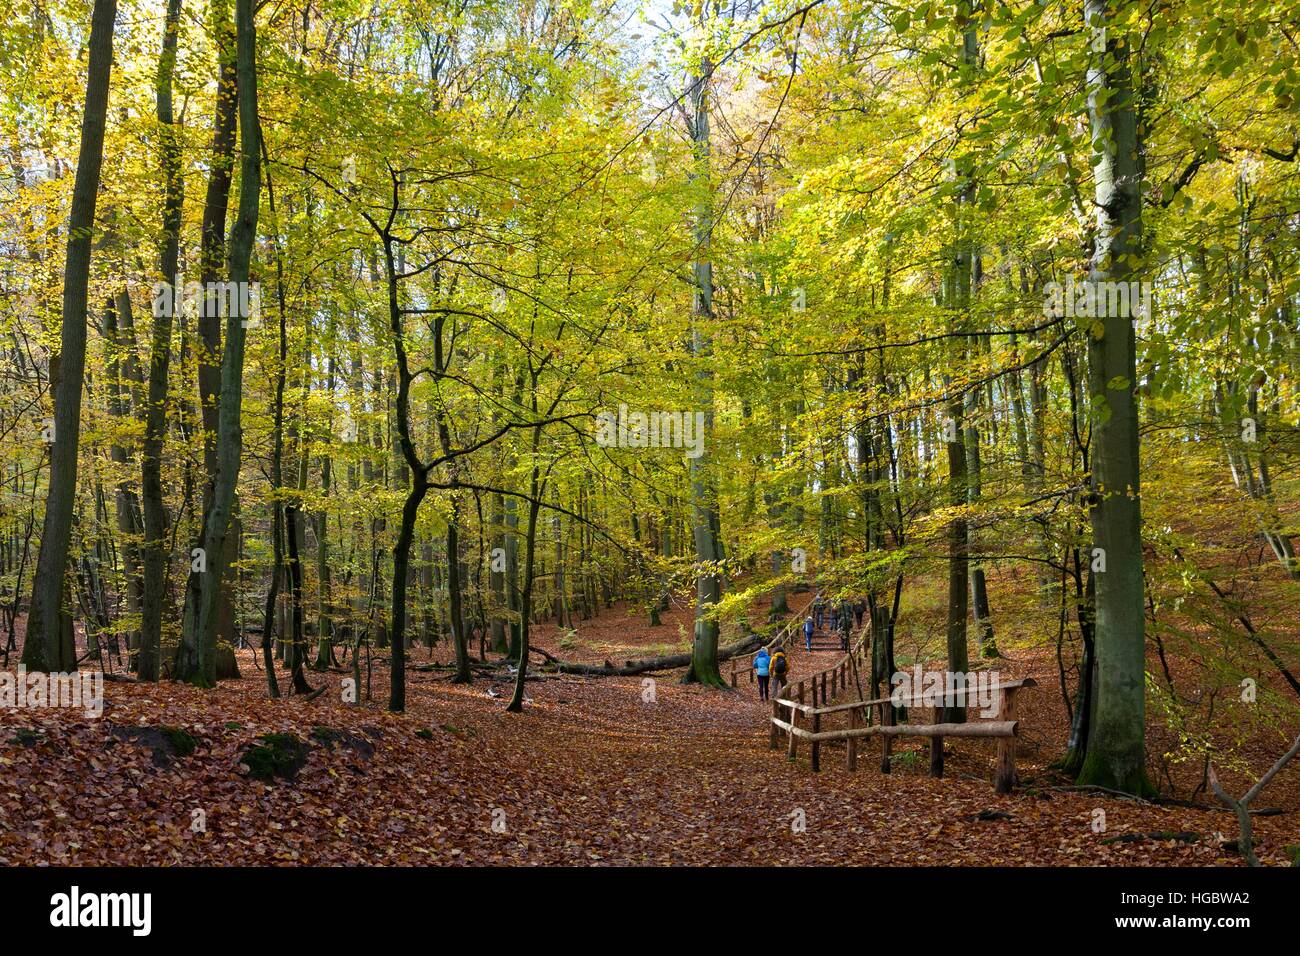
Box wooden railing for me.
[769,651,1036,793]
[765,623,872,766]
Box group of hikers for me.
[750,592,868,702]
[750,643,788,702]
[803,593,865,652]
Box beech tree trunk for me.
[137,0,184,682]
[683,50,725,688]
[23,0,117,673]
[1075,0,1153,796]
[176,0,260,686]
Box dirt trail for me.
[1,596,1295,865]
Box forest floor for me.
[2,585,1298,866]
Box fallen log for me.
[771,718,1018,742]
[532,630,766,677]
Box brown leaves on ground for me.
[1,594,1296,866]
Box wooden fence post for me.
[995,687,1020,794]
[811,710,821,771]
[787,702,799,761]
[769,696,780,749]
[880,701,893,774]
[808,681,820,770]
[788,683,805,760]
[929,702,944,778]
[847,706,857,771]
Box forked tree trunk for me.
[176,0,260,686]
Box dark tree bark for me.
[23,0,117,672]
[137,0,184,682]
[176,0,260,686]
[105,293,143,667]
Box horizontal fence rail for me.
[767,635,1036,793]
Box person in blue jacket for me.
[753,647,771,701]
[803,615,815,651]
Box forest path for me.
[1,600,1292,864]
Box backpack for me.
[772,651,788,677]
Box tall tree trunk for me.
[284,505,312,693]
[382,231,435,711]
[313,378,335,670]
[489,491,508,653]
[940,4,978,724]
[504,489,521,659]
[508,437,545,712]
[683,50,725,688]
[966,331,998,659]
[445,503,469,681]
[176,0,260,686]
[137,0,184,682]
[1074,0,1153,796]
[198,0,237,482]
[23,0,117,672]
[105,293,143,667]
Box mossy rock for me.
[10,728,42,748]
[160,726,197,756]
[108,724,198,766]
[239,733,309,783]
[1285,845,1300,866]
[309,725,375,758]
[414,728,435,740]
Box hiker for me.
[854,597,866,628]
[811,593,825,630]
[827,603,839,635]
[753,647,772,701]
[770,644,789,695]
[803,615,814,651]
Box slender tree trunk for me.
[284,505,312,693]
[136,0,185,682]
[508,451,544,712]
[198,0,237,482]
[23,0,117,672]
[683,52,725,688]
[313,416,334,669]
[176,0,260,686]
[489,491,508,653]
[105,293,143,666]
[445,506,470,681]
